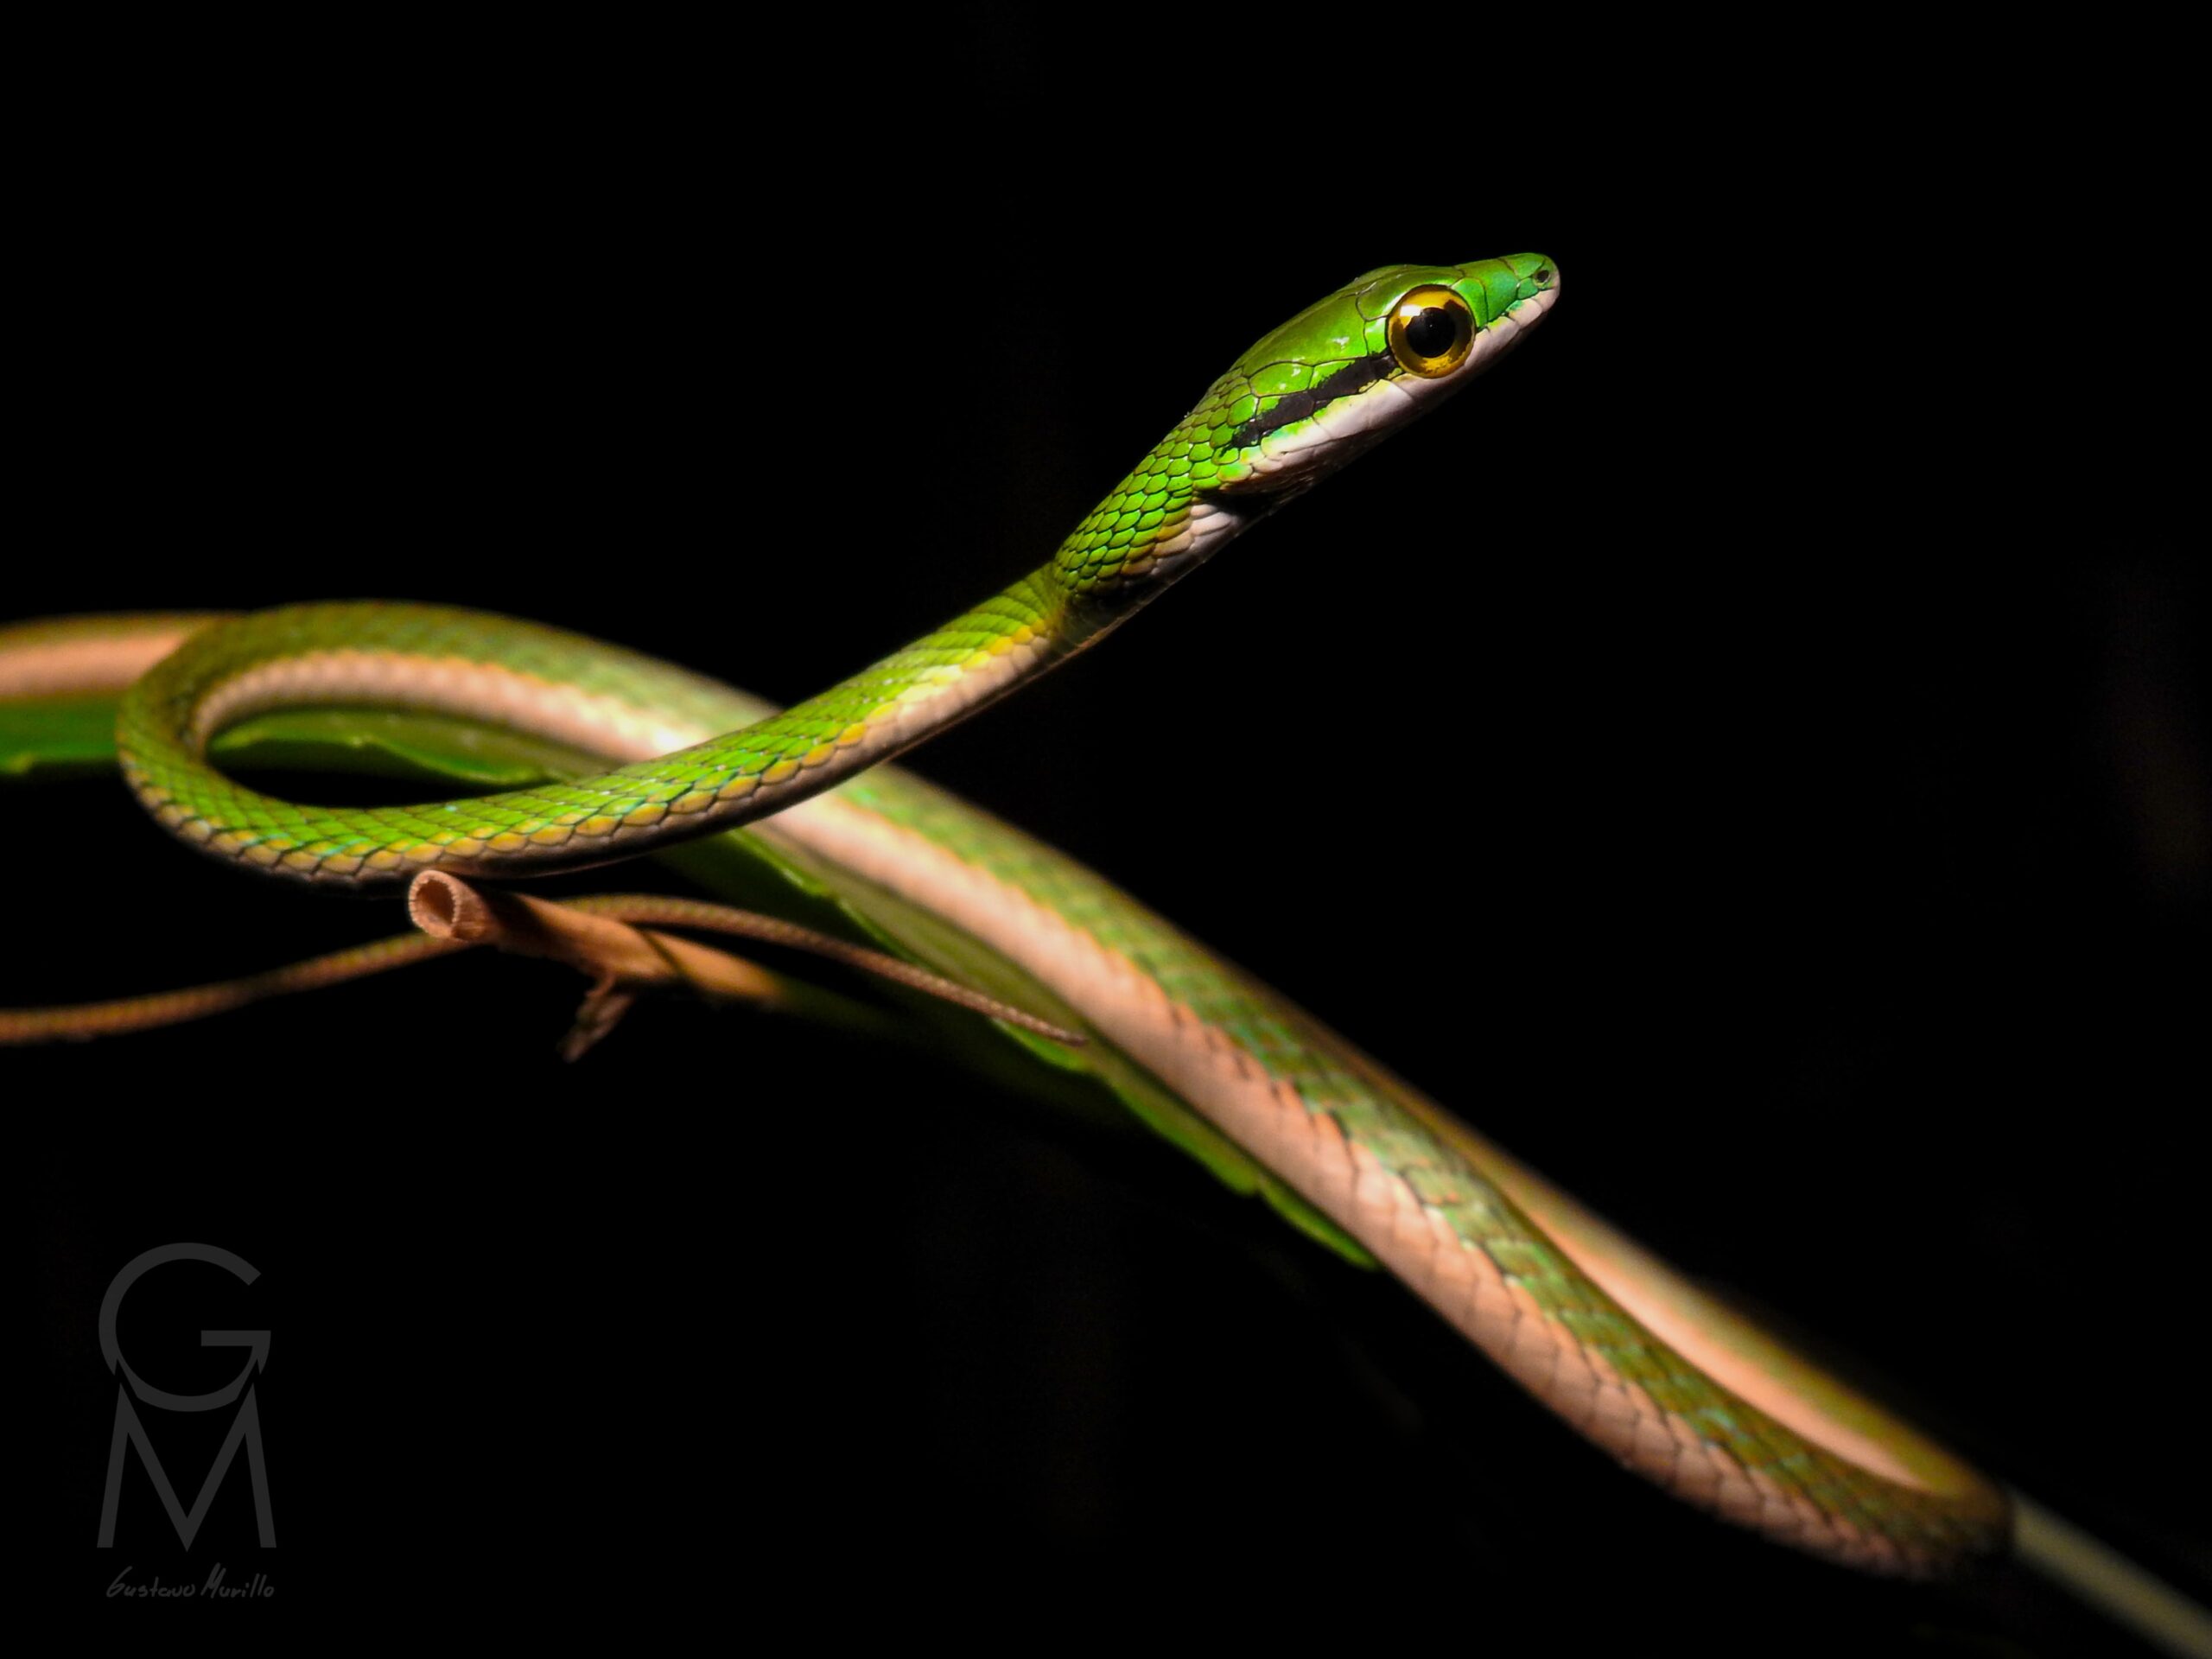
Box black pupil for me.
[1406,306,1456,359]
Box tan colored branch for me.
[2,872,1084,1058]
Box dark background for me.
[14,18,2204,1654]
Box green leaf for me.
[0,700,125,776]
[2,692,1378,1270]
[211,709,596,786]
[1,701,593,785]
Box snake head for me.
[1210,253,1561,494]
[1054,254,1559,597]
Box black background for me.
[15,17,2205,1654]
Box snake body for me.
[115,258,1552,889]
[2,255,2015,1573]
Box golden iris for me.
[1385,285,1474,378]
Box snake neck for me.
[114,404,1266,889]
[111,543,1219,889]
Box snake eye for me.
[1385,285,1475,378]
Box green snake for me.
[2,254,2021,1577]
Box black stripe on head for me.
[1227,351,1396,453]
